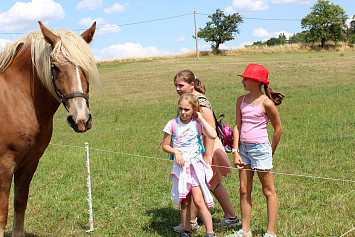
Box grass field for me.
[4,50,355,236]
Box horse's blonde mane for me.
[0,29,99,98]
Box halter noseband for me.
[52,74,89,112]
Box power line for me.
[0,11,301,35]
[0,13,194,35]
[196,12,300,22]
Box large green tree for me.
[301,0,347,47]
[197,9,243,54]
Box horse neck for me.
[11,44,60,121]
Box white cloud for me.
[0,0,64,31]
[252,27,272,38]
[238,41,254,47]
[104,3,128,14]
[179,47,191,54]
[98,42,170,59]
[76,0,103,10]
[225,0,269,14]
[252,27,292,40]
[79,17,106,27]
[225,0,311,14]
[270,0,312,4]
[176,36,186,43]
[0,39,12,50]
[97,24,122,35]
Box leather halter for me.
[51,74,89,112]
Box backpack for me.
[170,117,205,160]
[213,113,234,153]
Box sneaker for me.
[225,229,252,237]
[182,231,193,237]
[205,233,217,237]
[216,216,242,228]
[173,218,198,233]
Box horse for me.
[0,21,100,237]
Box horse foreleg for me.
[0,156,15,237]
[11,160,39,237]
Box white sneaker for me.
[173,217,198,233]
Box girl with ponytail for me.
[172,70,241,233]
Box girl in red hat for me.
[227,64,285,237]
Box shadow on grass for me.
[5,232,42,237]
[143,207,181,237]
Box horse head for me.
[38,21,97,133]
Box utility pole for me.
[194,11,199,60]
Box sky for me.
[0,0,354,60]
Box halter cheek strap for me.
[51,74,89,112]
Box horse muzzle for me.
[67,112,92,133]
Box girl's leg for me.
[257,170,278,236]
[211,183,235,218]
[239,165,254,232]
[189,199,198,222]
[190,186,213,234]
[180,193,192,232]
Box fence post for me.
[85,142,95,232]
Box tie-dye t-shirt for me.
[163,117,204,161]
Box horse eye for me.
[51,64,58,71]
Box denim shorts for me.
[239,141,273,170]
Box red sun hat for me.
[237,63,270,85]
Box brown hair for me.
[174,70,206,94]
[264,84,285,106]
[178,93,201,112]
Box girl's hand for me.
[175,151,185,168]
[233,152,244,169]
[194,112,203,121]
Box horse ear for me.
[38,21,60,48]
[81,22,96,44]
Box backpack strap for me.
[193,118,202,135]
[171,117,178,139]
[170,117,179,160]
[192,118,205,155]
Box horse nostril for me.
[67,115,76,129]
[86,113,92,130]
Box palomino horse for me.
[0,21,99,236]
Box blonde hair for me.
[178,93,201,112]
[174,70,206,94]
[0,29,100,99]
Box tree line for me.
[197,0,354,54]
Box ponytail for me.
[194,77,206,94]
[264,84,285,106]
[174,70,206,94]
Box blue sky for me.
[0,0,353,60]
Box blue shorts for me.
[239,141,273,170]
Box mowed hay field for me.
[5,50,354,236]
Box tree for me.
[350,15,355,34]
[301,0,347,47]
[289,31,310,44]
[349,15,355,44]
[197,9,243,54]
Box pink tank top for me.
[240,95,269,143]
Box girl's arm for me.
[233,96,244,168]
[196,111,217,140]
[198,107,216,164]
[263,99,283,155]
[162,132,185,168]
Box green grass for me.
[5,50,355,236]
